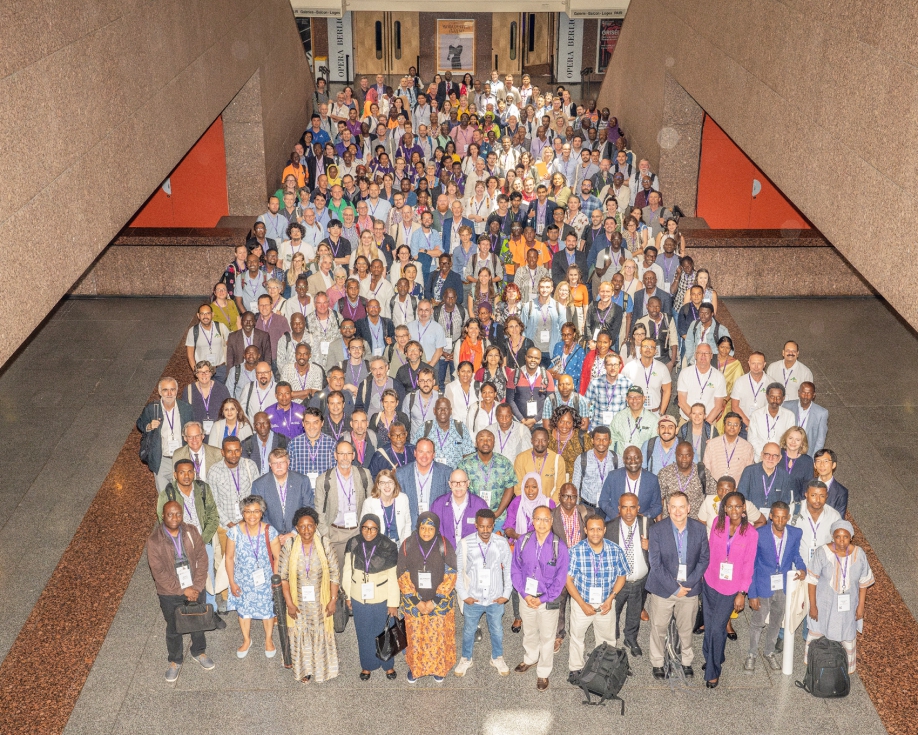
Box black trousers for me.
[159,594,206,664]
[615,577,647,645]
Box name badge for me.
[252,568,266,588]
[373,347,383,356]
[592,328,600,341]
[248,301,258,312]
[419,502,429,514]
[435,456,447,464]
[343,512,358,528]
[320,341,330,355]
[837,594,850,612]
[808,548,815,563]
[525,577,539,596]
[770,573,783,592]
[526,400,538,417]
[307,472,318,485]
[302,584,316,602]
[176,563,193,589]
[480,490,492,507]
[540,330,551,343]
[418,572,432,589]
[644,395,651,407]
[677,564,687,582]
[602,410,613,425]
[719,562,734,581]
[466,517,476,523]
[361,582,375,600]
[759,507,771,518]
[167,437,182,455]
[588,586,603,605]
[203,420,214,434]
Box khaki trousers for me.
[647,592,698,667]
[568,602,616,671]
[519,602,560,677]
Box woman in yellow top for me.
[279,506,339,684]
[211,282,240,331]
[343,514,400,680]
[548,173,572,207]
[714,335,743,434]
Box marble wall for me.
[597,0,918,328]
[0,0,315,366]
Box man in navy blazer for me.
[599,446,663,522]
[251,447,314,537]
[631,271,673,320]
[524,187,558,236]
[645,491,709,678]
[813,448,848,517]
[395,438,452,524]
[746,502,806,670]
[783,381,828,456]
[425,253,465,304]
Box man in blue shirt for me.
[565,515,629,680]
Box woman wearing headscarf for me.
[396,511,458,682]
[343,514,400,680]
[806,519,875,673]
[279,506,340,683]
[502,473,555,634]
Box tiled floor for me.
[2,296,911,733]
[0,297,199,662]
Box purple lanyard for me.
[361,542,376,574]
[336,469,354,508]
[301,541,313,577]
[725,526,737,560]
[200,325,214,348]
[531,451,547,476]
[675,465,695,494]
[245,522,262,562]
[773,531,785,572]
[782,367,794,389]
[498,431,511,454]
[418,538,436,570]
[164,527,184,559]
[749,375,764,403]
[626,475,640,495]
[628,415,642,440]
[435,427,450,452]
[695,368,709,397]
[418,394,433,421]
[370,320,383,346]
[762,470,777,500]
[833,548,850,591]
[416,468,432,502]
[277,482,288,514]
[724,438,738,469]
[307,437,321,465]
[596,454,609,485]
[164,407,177,437]
[348,362,362,386]
[393,449,408,467]
[330,419,345,442]
[230,467,242,499]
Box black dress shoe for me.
[705,679,719,689]
[386,670,397,680]
[652,666,665,679]
[511,619,522,633]
[359,671,371,680]
[693,624,705,634]
[726,630,738,641]
[628,643,642,657]
[682,665,694,678]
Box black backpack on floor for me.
[574,642,629,714]
[796,638,850,698]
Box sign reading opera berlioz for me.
[555,13,583,83]
[326,11,354,82]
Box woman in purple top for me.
[701,490,758,687]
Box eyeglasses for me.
[361,526,379,532]
[762,452,781,459]
[450,480,470,486]
[559,494,578,499]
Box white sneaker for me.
[491,656,510,676]
[454,657,473,677]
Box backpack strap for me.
[193,324,200,344]
[579,452,588,492]
[323,471,332,515]
[646,436,657,473]
[454,420,465,438]
[697,462,707,491]
[422,420,433,437]
[517,531,532,555]
[790,501,804,526]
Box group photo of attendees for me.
[140,67,870,691]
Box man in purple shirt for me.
[264,382,305,440]
[255,294,291,362]
[431,468,489,550]
[511,506,570,691]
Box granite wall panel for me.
[596,0,918,328]
[0,0,316,367]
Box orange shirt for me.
[570,283,590,307]
[282,163,308,189]
[506,238,552,276]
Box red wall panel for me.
[696,115,810,230]
[129,116,229,228]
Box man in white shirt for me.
[729,351,769,431]
[406,300,448,367]
[607,492,651,657]
[747,383,796,457]
[623,340,673,415]
[766,340,814,400]
[676,343,727,424]
[486,404,533,461]
[185,305,228,383]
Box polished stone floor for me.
[0,297,907,733]
[0,297,199,661]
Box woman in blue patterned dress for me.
[226,494,282,659]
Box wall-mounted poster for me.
[437,19,475,75]
[597,19,623,73]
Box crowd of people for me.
[142,68,871,690]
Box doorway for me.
[352,12,420,78]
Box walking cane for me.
[271,574,292,668]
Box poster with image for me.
[437,19,475,75]
[597,19,623,73]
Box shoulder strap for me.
[166,484,176,503]
[551,535,559,565]
[454,420,465,438]
[646,437,657,472]
[422,420,433,437]
[579,452,588,491]
[186,385,193,403]
[517,531,532,555]
[697,462,707,491]
[193,324,200,343]
[323,472,332,514]
[790,501,803,526]
[409,391,417,414]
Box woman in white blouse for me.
[361,470,412,546]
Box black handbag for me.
[174,601,223,634]
[138,405,160,466]
[333,588,349,633]
[374,615,408,661]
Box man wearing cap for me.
[641,414,679,474]
[609,386,659,456]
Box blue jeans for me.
[437,358,454,390]
[462,602,505,659]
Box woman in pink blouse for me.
[701,491,758,688]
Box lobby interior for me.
[1,1,917,733]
